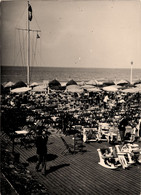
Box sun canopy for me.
[60,82,67,87]
[103,85,119,92]
[82,85,95,89]
[12,81,27,89]
[65,85,83,93]
[95,80,103,86]
[117,80,130,86]
[86,80,97,85]
[121,87,141,93]
[66,80,77,86]
[4,81,15,88]
[30,82,39,87]
[32,85,46,92]
[49,79,61,90]
[77,81,85,86]
[11,87,31,93]
[102,80,115,86]
[135,84,141,88]
[86,87,101,92]
[134,79,141,85]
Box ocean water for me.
[1,66,141,84]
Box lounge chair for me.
[115,145,133,168]
[83,128,98,142]
[97,123,110,142]
[121,143,141,164]
[97,147,120,169]
[124,126,136,143]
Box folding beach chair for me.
[83,127,98,142]
[124,126,136,143]
[97,147,120,169]
[97,123,110,142]
[121,143,141,164]
[115,145,133,168]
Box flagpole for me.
[27,1,30,86]
[130,61,133,84]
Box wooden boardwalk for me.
[2,133,141,195]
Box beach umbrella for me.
[117,80,130,86]
[65,85,83,93]
[60,82,67,87]
[4,81,15,88]
[82,85,95,89]
[30,82,39,87]
[66,79,77,86]
[32,85,47,92]
[86,80,97,86]
[135,84,141,88]
[12,81,27,89]
[95,80,104,86]
[49,79,61,90]
[77,81,85,86]
[11,87,31,93]
[134,79,141,85]
[86,87,101,92]
[103,85,119,92]
[121,87,141,93]
[102,80,115,86]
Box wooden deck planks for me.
[2,133,141,195]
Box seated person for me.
[102,148,120,166]
[102,149,116,166]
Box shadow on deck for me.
[2,133,141,195]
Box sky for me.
[1,0,141,69]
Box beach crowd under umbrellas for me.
[1,81,141,194]
[1,84,141,136]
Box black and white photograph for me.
[1,0,141,194]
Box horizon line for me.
[1,65,141,69]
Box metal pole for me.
[130,61,133,84]
[27,1,30,86]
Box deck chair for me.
[107,132,118,144]
[83,128,98,142]
[97,123,110,142]
[97,147,120,169]
[115,145,132,169]
[124,126,136,143]
[122,143,141,164]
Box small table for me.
[15,130,29,135]
[13,130,29,151]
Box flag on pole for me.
[28,4,32,21]
[37,33,40,39]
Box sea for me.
[1,66,141,84]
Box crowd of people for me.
[1,84,141,173]
[1,86,141,136]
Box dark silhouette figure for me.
[118,117,129,143]
[35,130,48,175]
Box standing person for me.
[118,116,129,144]
[103,94,109,109]
[35,130,48,175]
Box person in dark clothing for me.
[35,130,48,175]
[118,117,129,143]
